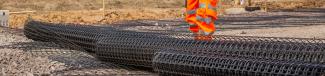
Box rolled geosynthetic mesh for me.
[24,20,325,76]
[24,20,104,53]
[153,49,325,76]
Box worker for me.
[185,0,218,41]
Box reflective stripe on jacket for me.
[185,0,218,34]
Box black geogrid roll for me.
[24,20,325,76]
[24,20,104,53]
[24,21,57,42]
[153,49,325,76]
[187,38,325,64]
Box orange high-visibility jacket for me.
[185,0,218,34]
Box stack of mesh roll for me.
[24,20,172,67]
[95,30,219,67]
[152,37,325,76]
[24,20,325,76]
[153,49,325,76]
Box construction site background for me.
[0,0,324,28]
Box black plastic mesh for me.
[153,49,325,76]
[24,21,104,53]
[24,20,325,76]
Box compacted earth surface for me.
[1,8,325,75]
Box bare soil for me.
[9,8,183,29]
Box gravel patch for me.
[0,49,66,76]
[0,27,156,76]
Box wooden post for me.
[102,0,105,10]
[247,0,252,6]
[102,0,106,21]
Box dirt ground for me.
[251,0,325,10]
[9,8,183,29]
